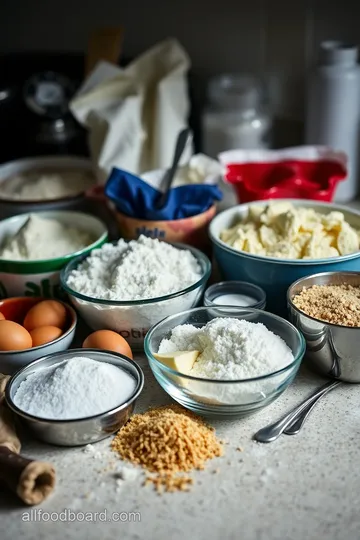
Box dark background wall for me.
[0,0,359,122]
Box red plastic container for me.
[220,147,347,203]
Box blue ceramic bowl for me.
[209,199,360,316]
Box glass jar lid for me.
[208,74,262,111]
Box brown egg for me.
[83,330,133,359]
[0,320,32,351]
[30,326,63,347]
[23,300,67,331]
[0,312,5,321]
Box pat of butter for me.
[153,350,200,374]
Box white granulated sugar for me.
[13,357,136,420]
[66,235,202,301]
[158,317,294,380]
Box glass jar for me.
[204,281,266,310]
[202,74,273,157]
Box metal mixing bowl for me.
[5,349,144,446]
[287,271,360,383]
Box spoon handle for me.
[284,380,342,435]
[254,380,339,443]
[156,127,190,208]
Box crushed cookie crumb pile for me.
[292,283,360,327]
[111,404,223,492]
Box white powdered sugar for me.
[66,235,202,301]
[13,357,136,420]
[158,317,294,380]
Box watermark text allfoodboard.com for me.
[21,509,141,523]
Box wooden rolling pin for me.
[0,374,56,505]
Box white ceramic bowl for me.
[0,210,108,299]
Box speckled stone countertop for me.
[2,190,360,540]
[1,354,360,540]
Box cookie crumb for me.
[111,405,223,492]
[292,283,360,327]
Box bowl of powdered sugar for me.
[145,306,305,416]
[5,349,144,446]
[61,235,211,349]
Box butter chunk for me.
[153,350,200,374]
[220,202,360,260]
[337,223,359,255]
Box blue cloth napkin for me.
[105,167,223,220]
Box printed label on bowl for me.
[0,271,63,299]
[135,226,166,240]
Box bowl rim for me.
[144,306,306,382]
[0,155,95,204]
[287,270,360,330]
[0,210,108,269]
[60,240,212,306]
[209,198,360,265]
[204,280,267,309]
[5,348,144,422]
[0,297,77,355]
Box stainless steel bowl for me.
[287,271,360,383]
[5,349,144,446]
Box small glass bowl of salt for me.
[204,281,266,310]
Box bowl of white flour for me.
[0,156,96,219]
[61,235,211,349]
[5,348,144,446]
[0,211,108,299]
[144,306,305,416]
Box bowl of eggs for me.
[0,297,77,374]
[209,199,360,315]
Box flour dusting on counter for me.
[0,215,95,260]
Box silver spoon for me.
[155,127,190,209]
[254,380,340,443]
[284,380,342,435]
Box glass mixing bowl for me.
[61,243,211,349]
[145,306,305,416]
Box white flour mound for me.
[13,357,136,420]
[1,171,94,201]
[158,318,295,405]
[66,235,202,301]
[158,317,294,380]
[0,215,94,261]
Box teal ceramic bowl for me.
[209,199,360,316]
[0,211,108,299]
